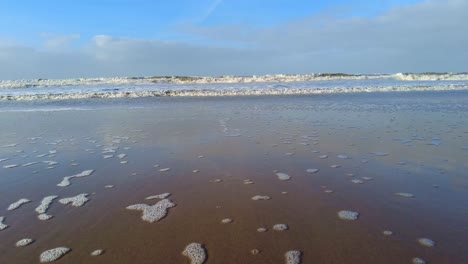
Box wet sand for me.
[0,92,467,263]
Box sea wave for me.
[1,73,468,89]
[1,84,467,101]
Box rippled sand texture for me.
[0,92,467,263]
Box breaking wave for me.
[1,84,467,101]
[1,72,468,89]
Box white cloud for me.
[40,33,80,49]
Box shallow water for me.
[0,91,467,263]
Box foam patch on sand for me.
[418,238,435,247]
[57,170,95,187]
[38,214,53,220]
[285,250,302,264]
[40,247,71,263]
[126,199,176,223]
[273,224,288,231]
[351,179,364,184]
[16,238,34,247]
[252,195,271,201]
[145,193,171,200]
[91,249,104,256]
[338,210,359,220]
[383,230,393,236]
[59,194,89,207]
[306,169,319,173]
[7,198,31,210]
[221,218,233,224]
[276,173,291,181]
[251,249,260,255]
[413,257,426,264]
[35,196,58,214]
[0,216,8,230]
[244,179,254,184]
[182,243,207,264]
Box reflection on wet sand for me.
[0,92,467,263]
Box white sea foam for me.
[244,179,254,184]
[252,195,271,201]
[145,193,171,200]
[22,161,39,167]
[182,243,206,264]
[91,249,104,256]
[276,172,291,181]
[3,164,19,168]
[351,179,364,184]
[1,73,467,90]
[8,198,31,210]
[412,257,426,264]
[57,169,94,187]
[16,238,34,247]
[383,230,393,236]
[285,250,302,264]
[251,249,260,255]
[338,210,359,220]
[1,79,467,101]
[221,218,233,224]
[43,161,58,166]
[35,195,58,214]
[371,152,389,156]
[59,193,89,207]
[418,238,435,247]
[126,199,176,223]
[38,214,53,220]
[395,192,415,198]
[273,224,288,231]
[306,169,319,173]
[40,247,71,263]
[2,143,18,148]
[0,216,8,230]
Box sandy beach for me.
[0,91,467,263]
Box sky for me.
[0,0,467,80]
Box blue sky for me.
[0,0,466,79]
[0,0,419,44]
